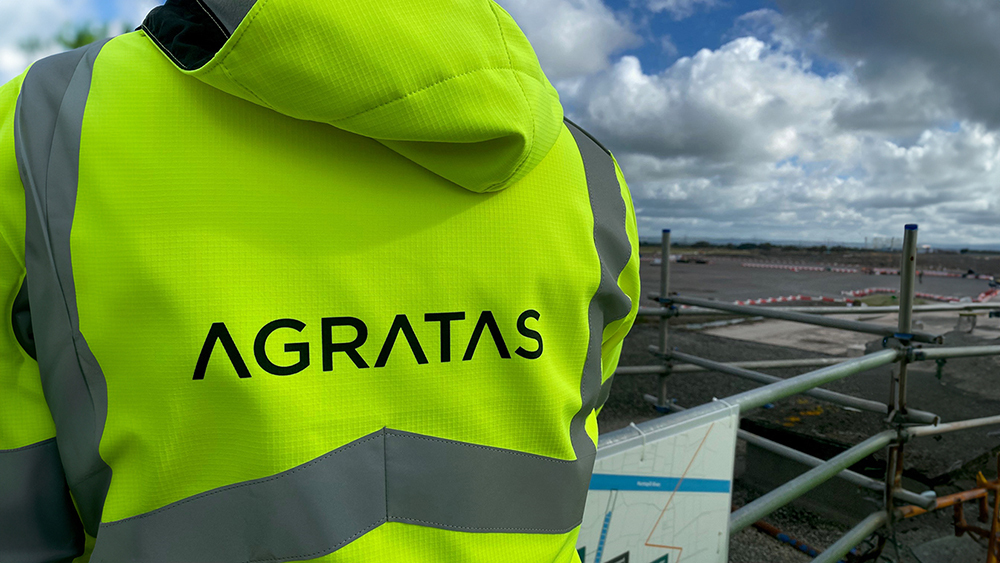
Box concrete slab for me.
[910,535,986,563]
[703,311,1000,358]
[703,318,877,356]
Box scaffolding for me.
[601,225,1000,562]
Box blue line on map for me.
[594,508,613,563]
[589,474,731,493]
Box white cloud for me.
[577,38,853,163]
[496,0,639,81]
[565,28,1000,245]
[775,0,1000,130]
[648,0,718,21]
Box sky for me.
[2,0,998,247]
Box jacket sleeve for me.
[596,156,640,414]
[0,70,85,563]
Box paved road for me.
[645,257,993,302]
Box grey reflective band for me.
[385,429,590,532]
[93,429,592,562]
[0,439,84,563]
[202,0,258,34]
[596,374,616,412]
[14,40,113,536]
[565,119,633,460]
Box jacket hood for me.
[142,0,564,193]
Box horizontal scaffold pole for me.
[671,357,848,372]
[665,349,939,425]
[738,430,934,509]
[909,345,1000,361]
[724,349,900,413]
[730,430,897,533]
[907,414,1000,438]
[597,350,900,458]
[661,295,944,344]
[638,302,1000,317]
[616,358,848,376]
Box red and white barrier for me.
[843,287,998,303]
[743,262,995,281]
[842,288,897,298]
[733,295,854,306]
[742,263,859,274]
[976,289,999,302]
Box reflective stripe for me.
[596,374,616,412]
[202,0,259,34]
[93,429,591,562]
[385,429,589,532]
[0,439,84,562]
[565,119,633,460]
[14,40,112,536]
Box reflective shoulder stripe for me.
[14,39,113,536]
[565,118,631,322]
[93,428,592,562]
[0,439,84,561]
[202,0,259,34]
[565,118,633,458]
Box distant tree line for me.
[681,241,854,252]
[19,22,133,54]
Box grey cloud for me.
[776,0,1000,130]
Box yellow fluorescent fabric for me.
[312,522,583,562]
[0,70,56,450]
[4,0,640,558]
[78,33,600,522]
[186,0,563,193]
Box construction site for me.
[590,225,1000,563]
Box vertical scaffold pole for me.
[885,224,918,523]
[894,224,919,415]
[658,229,672,408]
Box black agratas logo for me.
[193,310,543,379]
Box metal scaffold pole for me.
[657,229,672,409]
[596,223,1000,561]
[885,223,920,534]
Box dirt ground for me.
[596,251,1000,563]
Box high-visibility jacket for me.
[0,0,640,561]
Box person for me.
[0,0,640,561]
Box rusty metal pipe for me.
[898,488,988,519]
